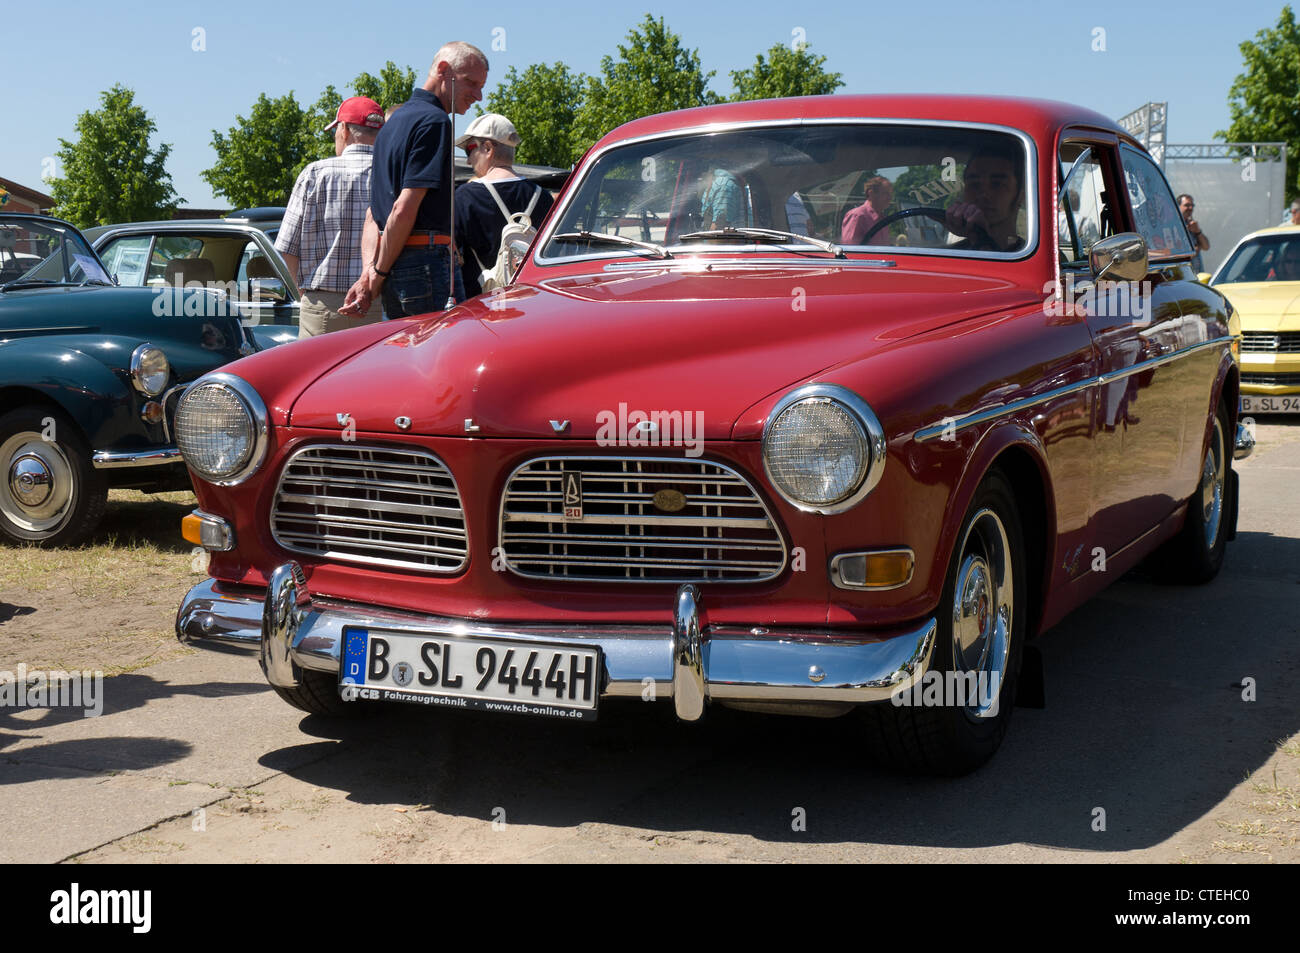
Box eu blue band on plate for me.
[343,628,369,684]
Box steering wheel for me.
[861,206,997,250]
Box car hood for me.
[1215,281,1300,330]
[290,264,1041,439]
[0,284,248,378]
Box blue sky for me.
[8,0,1291,209]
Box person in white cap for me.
[275,95,385,336]
[454,113,554,297]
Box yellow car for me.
[1211,224,1300,414]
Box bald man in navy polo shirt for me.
[341,41,488,319]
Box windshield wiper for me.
[551,231,672,259]
[677,226,846,258]
[0,279,60,293]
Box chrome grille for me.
[271,444,467,573]
[1241,331,1300,353]
[499,456,786,582]
[1242,372,1300,386]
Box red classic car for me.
[173,95,1250,774]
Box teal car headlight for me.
[762,384,887,514]
[129,344,170,397]
[175,373,268,485]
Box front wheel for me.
[0,407,107,547]
[860,469,1026,774]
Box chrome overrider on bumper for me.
[176,561,936,721]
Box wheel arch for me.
[935,423,1056,642]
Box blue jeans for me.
[382,245,465,318]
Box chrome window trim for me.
[913,335,1234,442]
[176,371,270,486]
[598,256,900,272]
[270,442,470,575]
[761,383,888,515]
[497,454,789,584]
[533,118,1040,269]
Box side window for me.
[1058,143,1114,263]
[98,236,152,286]
[1120,145,1194,260]
[146,236,204,284]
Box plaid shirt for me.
[274,143,373,292]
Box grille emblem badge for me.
[464,418,480,433]
[550,419,570,433]
[653,488,687,512]
[395,416,412,430]
[562,468,583,520]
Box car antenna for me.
[445,72,457,312]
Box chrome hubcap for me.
[1200,416,1225,549]
[950,508,1013,720]
[0,432,75,533]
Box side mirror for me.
[506,238,531,276]
[1089,233,1148,283]
[250,277,288,304]
[1197,272,1212,285]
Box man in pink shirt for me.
[841,176,895,245]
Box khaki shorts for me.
[298,289,382,338]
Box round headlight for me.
[175,374,268,485]
[130,344,170,396]
[762,385,886,513]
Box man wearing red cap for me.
[275,95,385,337]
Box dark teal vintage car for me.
[0,212,293,546]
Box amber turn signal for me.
[830,549,915,590]
[182,510,234,551]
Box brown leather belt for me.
[404,233,452,247]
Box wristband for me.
[372,263,390,278]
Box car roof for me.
[83,220,275,242]
[590,94,1127,150]
[0,211,88,233]
[1234,224,1300,242]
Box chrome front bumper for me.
[176,561,936,721]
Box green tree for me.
[201,92,320,208]
[47,84,179,228]
[482,62,587,167]
[572,15,720,158]
[729,43,844,102]
[1218,5,1300,201]
[351,61,418,112]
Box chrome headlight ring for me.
[129,343,170,397]
[174,372,269,486]
[761,383,887,515]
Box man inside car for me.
[944,145,1025,252]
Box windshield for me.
[0,217,110,287]
[540,123,1033,262]
[1214,233,1300,284]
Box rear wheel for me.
[1149,400,1230,584]
[0,407,107,547]
[860,469,1026,774]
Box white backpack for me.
[473,181,543,293]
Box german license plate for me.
[1241,395,1300,414]
[339,627,600,720]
